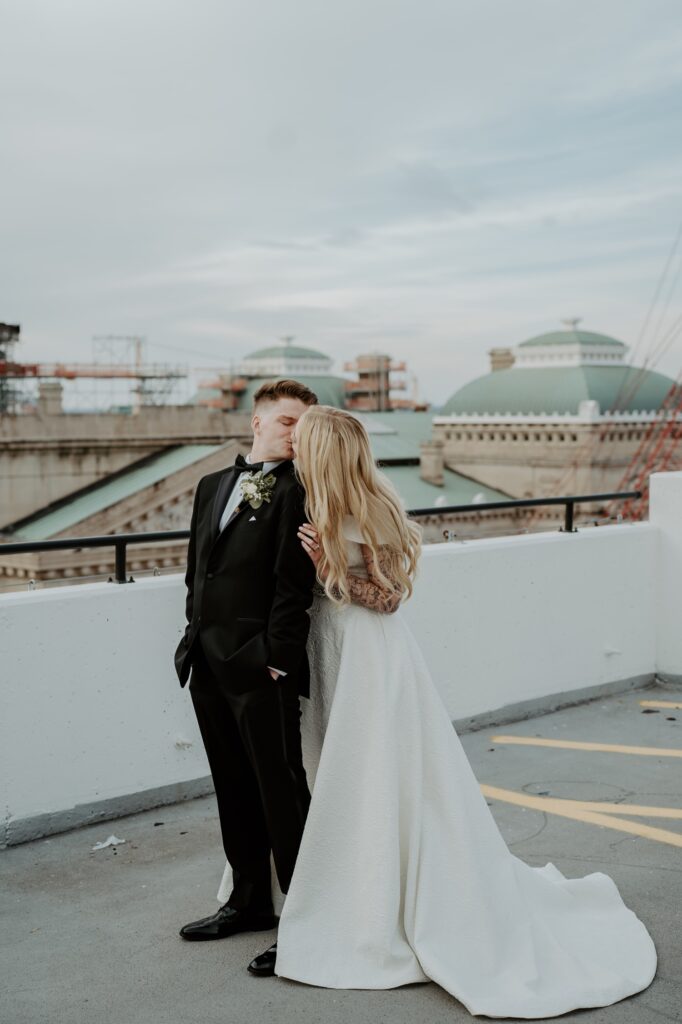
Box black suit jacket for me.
[173,459,317,698]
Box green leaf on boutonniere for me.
[240,471,277,510]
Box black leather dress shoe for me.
[247,940,277,976]
[179,904,278,941]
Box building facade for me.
[424,328,678,502]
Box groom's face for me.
[251,396,310,461]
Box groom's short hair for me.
[252,379,319,408]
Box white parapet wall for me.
[408,521,657,726]
[1,471,679,847]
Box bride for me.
[218,404,657,1018]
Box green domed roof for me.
[245,344,329,361]
[442,365,674,416]
[519,329,625,348]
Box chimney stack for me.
[419,438,445,486]
[489,347,515,372]
[37,381,64,416]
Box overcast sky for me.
[2,0,681,408]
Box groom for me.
[174,378,318,977]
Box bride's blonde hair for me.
[293,405,422,606]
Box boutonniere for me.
[240,471,277,510]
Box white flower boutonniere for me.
[240,471,277,510]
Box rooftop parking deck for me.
[2,684,680,1024]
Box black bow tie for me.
[233,453,265,474]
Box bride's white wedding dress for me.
[217,516,657,1018]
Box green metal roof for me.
[442,365,675,416]
[369,435,421,461]
[359,411,434,460]
[379,465,510,510]
[519,330,625,348]
[245,344,330,361]
[13,445,222,541]
[360,410,434,437]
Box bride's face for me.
[291,417,311,468]
[291,421,301,461]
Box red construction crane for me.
[606,374,682,520]
[0,360,186,380]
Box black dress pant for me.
[188,636,311,912]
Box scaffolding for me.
[0,330,188,413]
[343,353,411,411]
[0,323,21,414]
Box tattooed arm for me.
[298,522,403,613]
[345,543,402,614]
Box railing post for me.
[561,501,576,533]
[114,539,129,583]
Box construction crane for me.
[0,328,188,413]
[1,361,187,380]
[524,217,682,525]
[606,374,682,520]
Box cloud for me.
[1,0,681,407]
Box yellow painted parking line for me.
[481,786,682,819]
[640,699,682,709]
[481,785,682,848]
[574,801,682,818]
[489,735,682,757]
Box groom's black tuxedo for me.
[174,456,317,912]
[174,457,316,697]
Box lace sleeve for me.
[345,544,402,614]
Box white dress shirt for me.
[219,452,288,678]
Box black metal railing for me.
[0,490,641,584]
[407,490,642,534]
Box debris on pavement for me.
[92,835,126,851]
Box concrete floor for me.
[2,683,681,1024]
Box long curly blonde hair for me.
[293,405,422,606]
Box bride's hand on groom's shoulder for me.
[298,522,328,580]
